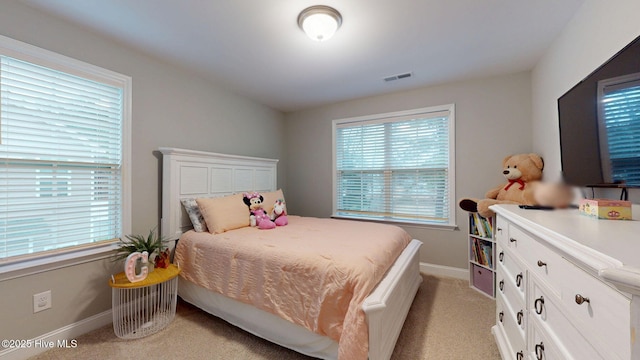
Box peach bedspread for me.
[174,215,412,360]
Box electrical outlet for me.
[33,290,52,313]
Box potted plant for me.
[114,228,168,271]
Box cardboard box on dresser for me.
[579,199,632,220]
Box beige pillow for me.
[260,189,286,214]
[196,193,249,234]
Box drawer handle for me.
[534,296,544,315]
[497,227,503,233]
[499,280,504,292]
[535,342,545,360]
[515,273,523,287]
[499,251,504,262]
[537,260,547,268]
[575,294,590,305]
[509,237,517,243]
[516,310,524,325]
[516,351,524,360]
[499,311,504,323]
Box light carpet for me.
[30,274,500,359]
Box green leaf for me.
[112,227,167,262]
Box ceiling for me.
[23,0,585,113]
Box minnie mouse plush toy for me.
[243,192,276,230]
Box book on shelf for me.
[472,238,478,263]
[485,216,493,236]
[482,243,493,268]
[471,241,478,263]
[472,213,487,237]
[470,237,494,268]
[475,239,484,264]
[470,212,494,238]
[469,214,475,235]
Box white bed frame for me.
[159,147,422,360]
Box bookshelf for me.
[468,213,495,298]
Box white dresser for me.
[491,204,640,360]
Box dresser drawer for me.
[529,281,606,359]
[497,290,526,342]
[495,216,509,246]
[497,267,526,331]
[529,320,569,360]
[496,245,526,304]
[496,295,526,360]
[508,226,565,297]
[557,261,630,359]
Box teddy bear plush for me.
[243,192,276,230]
[270,199,288,226]
[459,153,544,218]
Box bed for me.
[159,147,422,360]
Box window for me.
[598,73,640,185]
[0,35,131,266]
[332,104,455,227]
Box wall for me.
[285,72,532,269]
[532,0,640,203]
[0,1,285,344]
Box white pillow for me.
[181,198,208,232]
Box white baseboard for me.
[420,262,468,280]
[0,310,112,360]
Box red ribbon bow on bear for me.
[504,179,525,191]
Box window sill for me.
[0,241,118,281]
[330,214,458,231]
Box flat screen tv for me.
[558,34,640,188]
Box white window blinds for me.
[598,73,640,185]
[333,105,455,226]
[0,54,125,260]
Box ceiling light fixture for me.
[298,5,342,42]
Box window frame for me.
[0,35,131,276]
[331,104,456,229]
[597,72,640,185]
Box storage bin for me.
[472,264,494,296]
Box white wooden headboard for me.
[159,147,278,241]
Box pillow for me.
[260,189,286,214]
[181,198,208,232]
[197,193,250,234]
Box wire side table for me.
[108,264,180,339]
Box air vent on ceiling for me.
[383,72,413,82]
